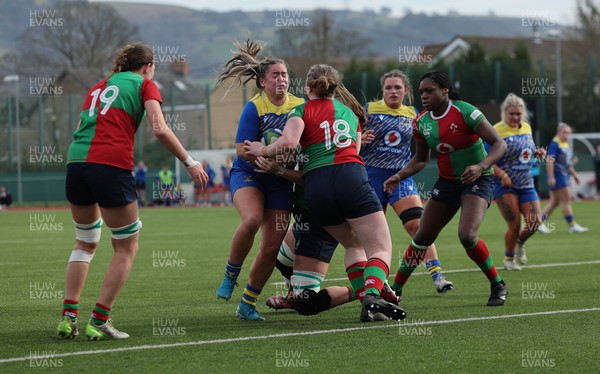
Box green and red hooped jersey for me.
[288,98,363,174]
[67,72,162,171]
[412,100,492,181]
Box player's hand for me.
[534,147,547,159]
[384,174,402,194]
[243,140,265,157]
[187,163,208,190]
[361,129,375,145]
[461,164,484,184]
[500,174,512,188]
[254,156,279,174]
[548,176,556,188]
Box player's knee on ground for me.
[290,289,332,316]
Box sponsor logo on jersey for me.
[472,185,479,191]
[449,123,458,131]
[435,143,455,153]
[420,123,432,137]
[384,130,402,147]
[432,189,440,196]
[519,148,534,163]
[378,115,384,121]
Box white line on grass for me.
[2,307,599,364]
[271,260,600,285]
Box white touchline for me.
[271,259,600,285]
[2,307,599,364]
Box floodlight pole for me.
[3,75,22,204]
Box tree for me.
[2,1,139,91]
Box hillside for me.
[0,1,544,80]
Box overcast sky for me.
[93,0,577,24]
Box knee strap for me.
[109,219,142,240]
[399,207,423,225]
[69,249,95,263]
[74,218,103,243]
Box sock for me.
[541,214,548,222]
[91,303,111,325]
[565,215,574,225]
[346,261,366,302]
[517,236,525,244]
[392,241,428,292]
[225,260,242,279]
[62,299,79,322]
[290,270,324,297]
[363,258,389,297]
[241,284,261,306]
[504,250,515,262]
[425,259,443,282]
[347,286,356,301]
[464,238,502,284]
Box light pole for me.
[548,29,562,123]
[3,75,22,204]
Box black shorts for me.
[430,175,494,209]
[292,206,339,264]
[66,163,137,208]
[303,163,382,226]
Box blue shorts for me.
[430,175,494,209]
[550,174,569,191]
[292,206,339,264]
[366,166,418,207]
[66,163,137,208]
[493,185,539,204]
[230,168,293,211]
[304,163,382,226]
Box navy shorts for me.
[292,206,339,264]
[430,175,494,209]
[230,168,293,211]
[366,166,419,207]
[550,173,569,191]
[66,163,137,208]
[304,163,383,226]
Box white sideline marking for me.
[1,307,599,364]
[272,260,600,285]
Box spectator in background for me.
[158,165,174,207]
[221,156,233,206]
[134,161,147,206]
[201,160,216,206]
[0,186,13,209]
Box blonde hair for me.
[216,39,287,91]
[306,64,366,125]
[500,93,529,123]
[557,122,572,133]
[112,43,154,74]
[380,70,413,105]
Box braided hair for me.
[420,70,461,100]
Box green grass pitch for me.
[0,200,598,373]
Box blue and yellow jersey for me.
[360,100,416,170]
[234,92,304,174]
[547,136,571,178]
[489,121,536,189]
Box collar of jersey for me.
[429,99,453,120]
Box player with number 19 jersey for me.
[68,71,162,171]
[413,100,492,181]
[289,98,363,174]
